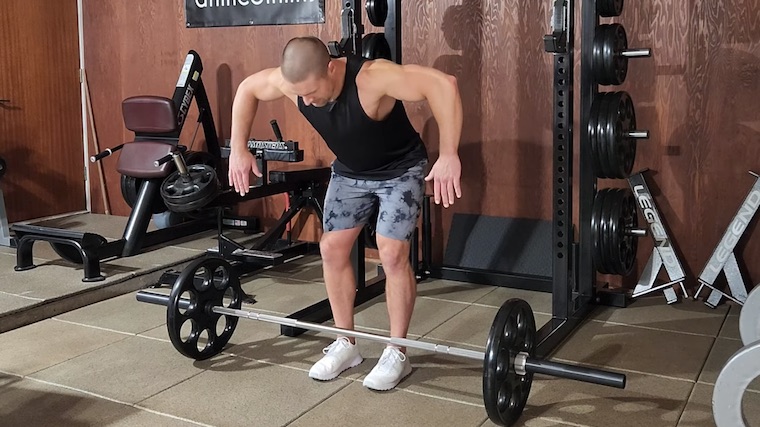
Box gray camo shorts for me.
[323,160,427,241]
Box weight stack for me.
[583,0,652,278]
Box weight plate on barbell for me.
[484,299,536,427]
[362,33,392,61]
[167,256,243,360]
[161,164,219,213]
[597,0,624,17]
[366,0,388,27]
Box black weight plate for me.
[121,175,168,215]
[602,26,617,86]
[609,91,635,178]
[607,189,624,275]
[589,95,604,178]
[598,0,624,17]
[606,91,624,179]
[362,33,392,60]
[167,257,242,360]
[366,0,388,27]
[161,164,219,213]
[592,27,607,85]
[600,189,617,274]
[484,299,536,427]
[619,190,638,275]
[591,190,607,273]
[0,157,6,180]
[597,92,616,179]
[610,24,629,86]
[620,93,638,176]
[185,150,218,170]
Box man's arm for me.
[364,61,464,207]
[228,68,286,194]
[230,68,287,154]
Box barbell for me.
[136,257,627,427]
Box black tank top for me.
[297,55,427,180]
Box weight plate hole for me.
[180,319,195,343]
[213,265,229,291]
[197,329,212,353]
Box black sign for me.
[186,0,325,28]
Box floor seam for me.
[587,318,736,339]
[0,370,217,427]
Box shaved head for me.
[281,36,331,84]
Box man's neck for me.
[328,59,347,102]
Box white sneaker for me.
[308,337,363,381]
[362,346,413,391]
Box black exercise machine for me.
[12,51,224,282]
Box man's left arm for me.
[368,62,463,208]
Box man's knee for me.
[320,230,358,265]
[377,237,411,275]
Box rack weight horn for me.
[136,257,627,427]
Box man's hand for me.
[228,149,262,196]
[424,154,462,208]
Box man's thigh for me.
[374,162,427,242]
[323,172,378,233]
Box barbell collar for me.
[514,352,528,376]
[625,130,649,139]
[524,357,627,389]
[621,48,651,58]
[173,152,189,175]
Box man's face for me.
[289,74,332,107]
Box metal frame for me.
[384,0,402,64]
[695,171,760,307]
[628,170,688,304]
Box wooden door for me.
[0,0,85,223]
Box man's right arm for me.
[228,68,286,195]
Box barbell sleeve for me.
[621,48,651,58]
[625,130,649,139]
[136,291,191,311]
[524,357,626,389]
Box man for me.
[227,36,462,391]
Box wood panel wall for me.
[81,0,760,294]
